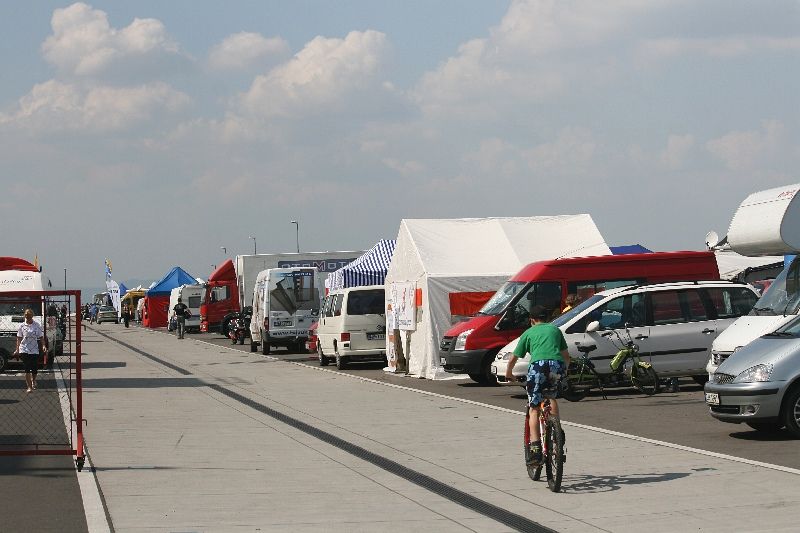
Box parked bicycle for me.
[523,394,565,492]
[561,322,659,401]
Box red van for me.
[439,251,720,384]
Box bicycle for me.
[523,394,565,492]
[562,323,659,402]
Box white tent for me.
[385,215,611,379]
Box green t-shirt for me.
[513,323,567,363]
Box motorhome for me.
[167,284,203,332]
[440,251,720,384]
[0,257,62,371]
[707,184,800,376]
[249,267,322,354]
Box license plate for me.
[274,320,292,327]
[705,392,720,405]
[367,333,385,340]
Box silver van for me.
[705,315,800,437]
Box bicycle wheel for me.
[523,412,542,480]
[631,363,659,396]
[561,377,588,402]
[544,417,564,492]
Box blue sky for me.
[1,1,798,288]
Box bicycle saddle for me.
[576,343,597,354]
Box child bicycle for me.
[516,376,566,493]
[562,322,659,402]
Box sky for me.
[1,1,798,290]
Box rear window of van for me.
[346,289,385,315]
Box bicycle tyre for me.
[561,378,588,402]
[631,363,659,396]
[544,417,564,492]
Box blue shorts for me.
[525,359,566,407]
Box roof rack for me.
[618,279,741,292]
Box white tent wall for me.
[386,215,611,380]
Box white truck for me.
[0,258,63,371]
[234,251,363,310]
[249,267,323,354]
[167,284,204,332]
[707,183,800,376]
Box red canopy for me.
[0,257,37,271]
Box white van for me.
[0,262,62,371]
[250,267,321,355]
[707,257,798,376]
[167,284,203,332]
[317,285,386,370]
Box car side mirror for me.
[586,320,600,333]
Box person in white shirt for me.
[13,309,48,393]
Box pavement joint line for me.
[167,329,800,478]
[95,326,556,533]
[53,358,112,533]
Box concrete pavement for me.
[28,323,800,531]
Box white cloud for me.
[238,30,389,118]
[41,2,179,76]
[523,127,596,174]
[660,134,695,169]
[2,79,190,133]
[706,120,785,171]
[640,36,800,60]
[209,32,289,70]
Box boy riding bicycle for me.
[504,305,570,465]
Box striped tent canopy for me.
[327,239,396,291]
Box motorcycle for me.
[228,308,251,345]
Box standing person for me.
[504,305,570,465]
[173,297,190,339]
[89,303,98,323]
[122,304,131,328]
[13,309,48,393]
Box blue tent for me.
[610,244,652,255]
[119,282,128,298]
[328,240,396,290]
[146,267,197,296]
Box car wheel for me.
[470,351,499,385]
[335,351,347,370]
[782,385,800,438]
[250,339,258,352]
[260,331,270,355]
[318,345,329,366]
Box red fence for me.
[0,290,84,470]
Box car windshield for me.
[750,258,800,316]
[100,306,115,312]
[770,315,800,336]
[478,282,527,315]
[551,294,604,327]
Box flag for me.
[104,258,112,280]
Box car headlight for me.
[497,352,511,360]
[454,329,473,351]
[733,364,774,383]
